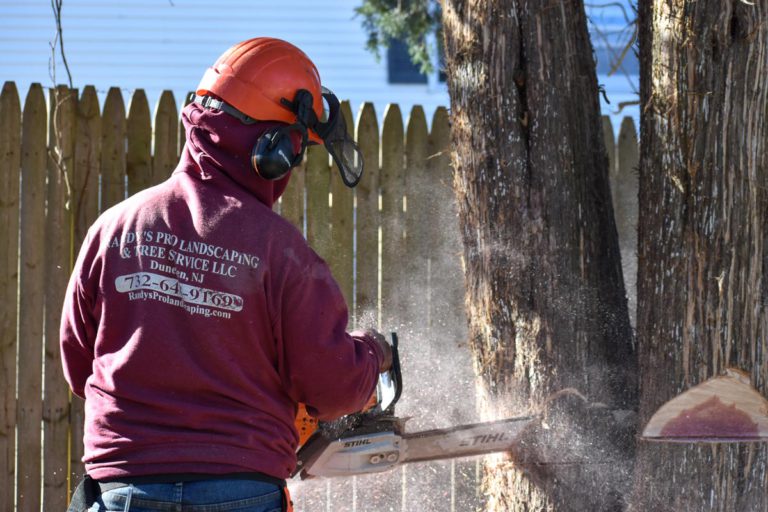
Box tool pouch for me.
[66,474,99,512]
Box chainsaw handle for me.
[389,332,403,411]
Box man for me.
[61,37,392,511]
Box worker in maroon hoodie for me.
[61,37,392,512]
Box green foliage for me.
[355,0,442,74]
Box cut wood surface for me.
[642,368,768,442]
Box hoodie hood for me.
[177,101,296,208]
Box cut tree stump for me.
[642,368,768,442]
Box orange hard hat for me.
[197,38,325,143]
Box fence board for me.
[362,102,407,509]
[178,92,193,157]
[380,104,405,329]
[297,144,333,512]
[429,106,477,511]
[281,160,305,233]
[340,101,379,512]
[428,106,462,320]
[404,106,430,326]
[401,105,453,509]
[70,86,101,493]
[43,85,76,511]
[616,116,639,326]
[328,101,355,307]
[73,86,101,250]
[355,102,380,325]
[127,89,152,195]
[0,81,21,512]
[602,115,616,175]
[101,87,126,210]
[305,144,331,260]
[17,82,47,512]
[152,90,178,186]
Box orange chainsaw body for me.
[295,393,378,446]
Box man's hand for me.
[365,329,393,372]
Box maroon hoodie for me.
[60,102,383,481]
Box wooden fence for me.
[0,81,638,512]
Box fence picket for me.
[616,116,639,326]
[281,162,305,233]
[17,83,47,512]
[153,90,178,186]
[602,115,616,175]
[355,102,380,324]
[305,144,332,260]
[380,104,405,329]
[101,87,126,210]
[428,106,461,318]
[296,142,332,512]
[358,101,405,511]
[328,101,355,306]
[43,85,76,511]
[404,106,429,326]
[178,92,193,157]
[0,81,21,512]
[74,86,101,249]
[429,106,478,511]
[127,89,152,195]
[70,86,102,492]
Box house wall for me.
[0,0,449,123]
[0,0,637,129]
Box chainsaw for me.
[292,333,535,479]
[292,333,768,479]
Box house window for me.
[387,39,428,84]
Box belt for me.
[67,473,290,512]
[97,472,287,489]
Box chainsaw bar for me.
[401,416,536,463]
[292,334,541,479]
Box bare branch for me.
[48,0,74,211]
[584,2,634,24]
[50,0,73,88]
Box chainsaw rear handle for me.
[388,332,402,412]
[366,332,403,416]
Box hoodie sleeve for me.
[275,250,383,421]
[60,232,100,398]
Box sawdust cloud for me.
[290,288,486,511]
[290,178,489,510]
[289,168,638,510]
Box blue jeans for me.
[88,479,284,512]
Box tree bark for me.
[441,1,637,510]
[633,1,768,510]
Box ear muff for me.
[251,125,305,181]
[252,89,317,181]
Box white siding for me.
[0,0,449,123]
[0,0,637,129]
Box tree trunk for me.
[632,1,768,510]
[441,1,637,510]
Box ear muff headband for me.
[194,88,363,187]
[193,93,306,182]
[248,89,316,181]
